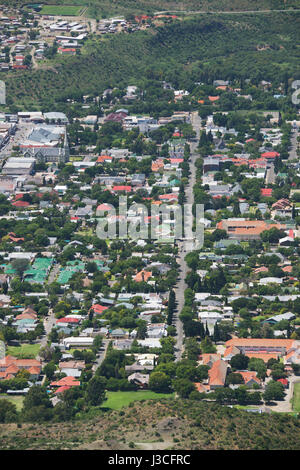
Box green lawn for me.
[101,391,175,410]
[6,344,40,359]
[0,395,24,411]
[39,5,84,16]
[292,382,300,412]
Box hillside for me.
[1,399,300,450]
[2,0,300,18]
[3,12,300,110]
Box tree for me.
[173,378,195,398]
[85,376,106,406]
[43,361,56,380]
[184,337,201,361]
[11,258,30,278]
[195,365,209,381]
[149,371,171,393]
[92,335,103,353]
[235,385,249,405]
[0,399,17,423]
[213,322,221,342]
[260,228,285,244]
[226,372,244,385]
[22,385,53,422]
[263,381,285,402]
[200,336,216,354]
[136,320,147,339]
[248,357,267,380]
[230,353,249,371]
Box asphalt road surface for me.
[173,111,201,361]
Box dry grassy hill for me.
[1,399,300,450]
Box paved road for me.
[154,8,300,15]
[173,111,202,361]
[93,339,110,372]
[267,376,300,413]
[0,121,33,160]
[48,263,60,285]
[265,163,275,185]
[288,128,299,161]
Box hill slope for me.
[4,12,300,110]
[2,0,300,18]
[1,399,300,450]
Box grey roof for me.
[44,112,68,122]
[265,312,296,323]
[28,126,62,143]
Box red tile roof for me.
[112,185,132,192]
[91,304,109,314]
[261,188,273,197]
[51,376,80,387]
[56,317,80,324]
[261,151,280,158]
[134,270,152,283]
[208,359,228,388]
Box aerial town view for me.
[0,0,299,457]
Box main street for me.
[288,126,299,161]
[0,121,33,161]
[173,111,201,361]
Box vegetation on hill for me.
[3,12,300,111]
[0,398,300,450]
[2,1,300,19]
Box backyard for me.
[6,344,40,359]
[101,391,175,410]
[0,395,24,412]
[292,382,300,412]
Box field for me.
[6,343,40,359]
[0,395,24,412]
[292,382,300,411]
[101,391,175,410]
[38,5,84,16]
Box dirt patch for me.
[78,439,129,450]
[156,417,182,433]
[135,441,174,450]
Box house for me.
[2,157,35,176]
[134,270,152,283]
[259,277,283,285]
[271,199,293,218]
[261,151,280,161]
[208,359,228,389]
[217,220,287,241]
[224,338,297,363]
[264,312,296,325]
[110,328,127,339]
[62,337,94,349]
[128,372,149,388]
[50,376,80,390]
[125,353,157,373]
[238,371,261,388]
[277,378,289,388]
[56,317,80,328]
[90,304,109,315]
[113,339,133,350]
[0,356,41,381]
[201,353,221,368]
[147,324,167,339]
[261,188,273,197]
[137,338,162,348]
[58,360,85,378]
